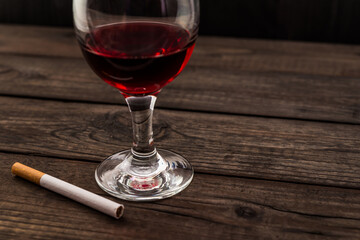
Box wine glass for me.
[73,0,200,201]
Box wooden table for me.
[0,24,360,240]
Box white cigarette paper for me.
[11,162,124,219]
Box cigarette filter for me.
[11,162,124,219]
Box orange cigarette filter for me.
[11,162,45,185]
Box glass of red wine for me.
[73,0,199,201]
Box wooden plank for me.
[0,25,80,58]
[0,25,360,123]
[1,154,360,239]
[0,96,359,188]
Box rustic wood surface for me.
[0,24,360,239]
[2,154,360,240]
[0,25,360,123]
[0,96,359,189]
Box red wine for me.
[80,22,195,95]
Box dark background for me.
[0,0,360,44]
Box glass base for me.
[95,149,194,201]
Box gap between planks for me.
[0,93,359,127]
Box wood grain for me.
[0,25,360,123]
[1,154,360,240]
[0,24,359,240]
[0,96,359,188]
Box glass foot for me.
[95,149,194,201]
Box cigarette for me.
[11,162,124,219]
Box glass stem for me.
[126,95,157,157]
